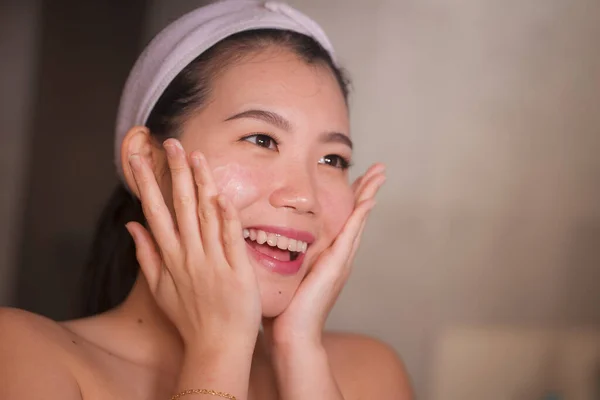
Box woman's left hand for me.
[262,163,386,350]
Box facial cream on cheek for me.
[212,163,260,208]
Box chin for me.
[259,283,297,318]
[261,306,286,318]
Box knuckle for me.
[200,185,217,198]
[169,163,187,175]
[144,201,164,218]
[176,194,194,207]
[221,210,234,222]
[198,206,212,223]
[193,174,202,186]
[222,231,236,248]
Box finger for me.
[126,222,162,294]
[190,152,225,261]
[353,163,385,194]
[355,173,386,204]
[343,201,378,283]
[308,199,375,291]
[129,154,180,256]
[329,199,376,264]
[217,194,252,275]
[347,208,371,263]
[344,176,384,268]
[163,139,202,252]
[369,162,386,174]
[351,175,363,193]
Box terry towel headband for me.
[114,0,338,181]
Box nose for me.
[269,167,320,215]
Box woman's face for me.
[164,48,354,316]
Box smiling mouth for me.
[243,228,309,262]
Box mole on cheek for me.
[212,163,259,207]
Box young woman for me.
[0,1,413,399]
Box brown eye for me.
[319,154,351,170]
[243,134,278,151]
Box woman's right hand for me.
[125,138,262,355]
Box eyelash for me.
[240,133,353,170]
[241,133,281,151]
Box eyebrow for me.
[320,131,353,150]
[225,109,291,132]
[225,108,353,150]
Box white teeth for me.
[277,236,289,250]
[288,239,297,252]
[267,233,278,247]
[244,228,308,253]
[257,230,267,244]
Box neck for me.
[108,274,184,372]
[104,274,270,375]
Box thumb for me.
[125,222,162,294]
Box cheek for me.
[212,163,260,208]
[320,184,354,238]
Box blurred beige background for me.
[1,0,599,398]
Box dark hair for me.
[81,29,351,316]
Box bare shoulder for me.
[323,332,414,400]
[0,307,82,399]
[0,306,83,351]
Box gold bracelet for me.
[170,389,237,400]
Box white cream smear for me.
[212,162,259,207]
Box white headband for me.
[114,0,337,181]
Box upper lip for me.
[246,225,316,244]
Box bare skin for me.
[0,48,413,400]
[0,304,411,399]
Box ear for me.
[120,126,165,198]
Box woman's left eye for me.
[242,134,279,151]
[319,154,351,170]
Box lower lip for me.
[245,241,306,276]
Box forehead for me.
[206,48,350,133]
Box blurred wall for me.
[0,1,41,305]
[14,0,147,319]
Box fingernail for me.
[191,155,201,168]
[172,139,184,150]
[129,154,141,169]
[191,152,206,168]
[164,142,177,158]
[124,223,135,240]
